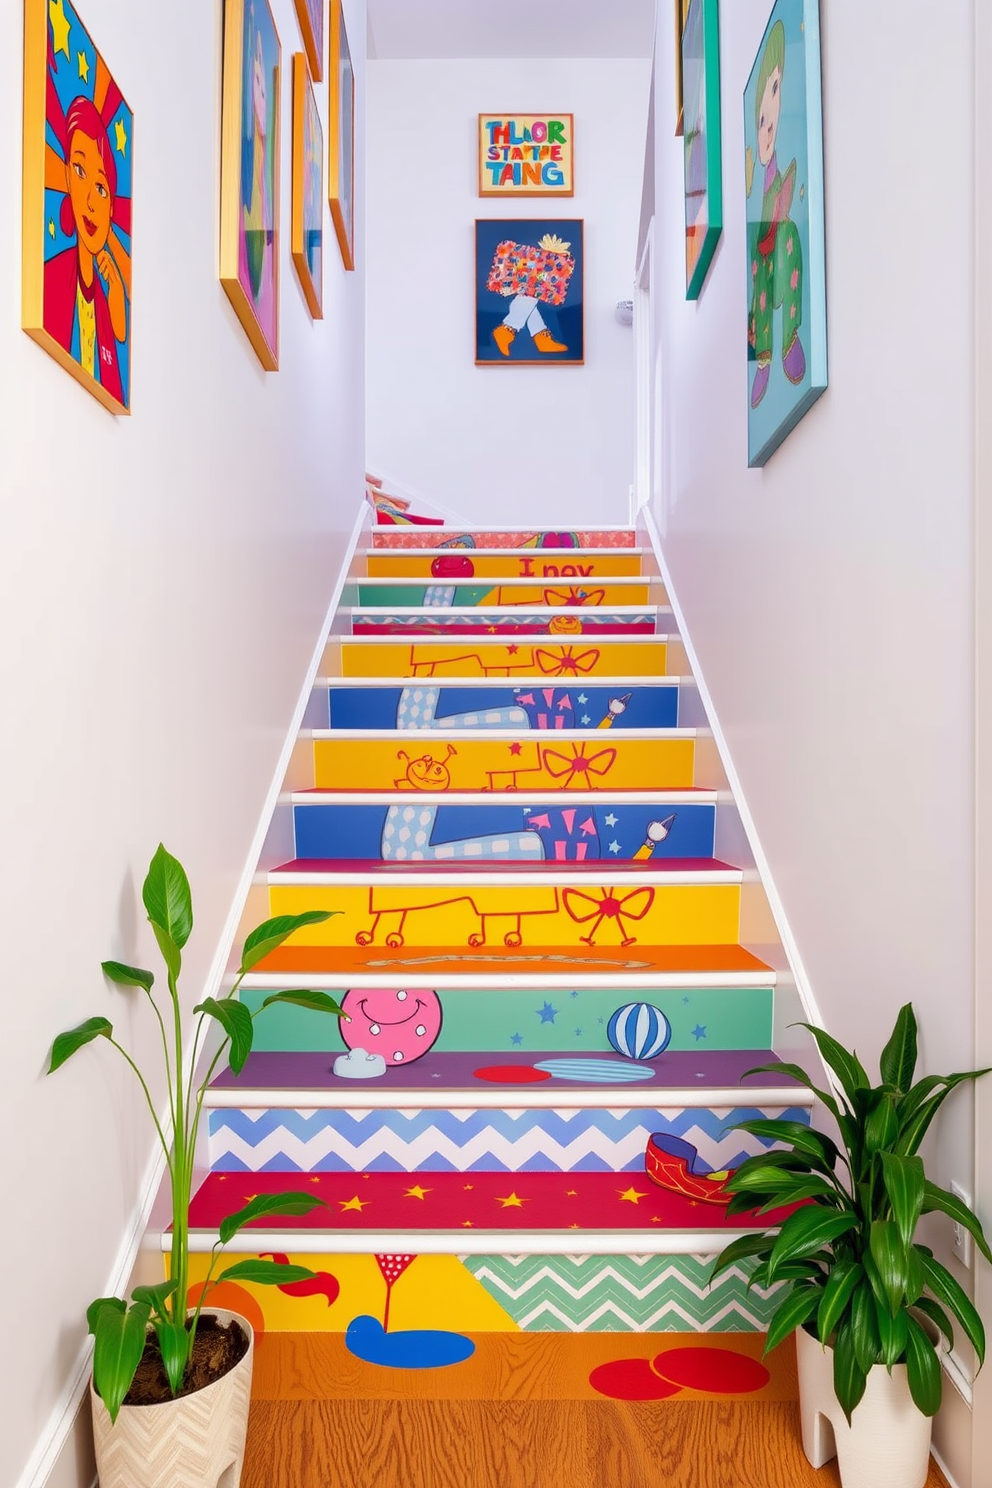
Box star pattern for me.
[537,1001,558,1024]
[114,117,128,155]
[404,1185,431,1201]
[77,50,89,82]
[604,813,619,827]
[48,218,55,239]
[618,1187,648,1204]
[509,742,522,756]
[49,0,71,58]
[496,1192,527,1209]
[692,1025,708,1041]
[510,1031,523,1045]
[608,840,621,854]
[339,1194,368,1212]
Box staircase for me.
[186,522,812,1388]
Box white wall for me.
[365,58,650,526]
[649,0,978,1469]
[1,2,366,1483]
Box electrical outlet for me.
[951,1181,972,1267]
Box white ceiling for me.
[366,0,657,61]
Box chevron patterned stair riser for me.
[207,1105,811,1173]
[461,1255,785,1333]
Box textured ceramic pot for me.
[90,1310,254,1488]
[796,1323,933,1488]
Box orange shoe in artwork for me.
[492,324,516,357]
[533,329,568,354]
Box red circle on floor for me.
[589,1358,683,1401]
[473,1065,553,1083]
[651,1347,770,1394]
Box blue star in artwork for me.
[569,989,579,998]
[575,1028,583,1037]
[581,715,591,725]
[608,840,621,854]
[538,1001,559,1024]
[692,1025,708,1041]
[682,996,691,1005]
[577,693,588,704]
[604,813,619,827]
[510,1032,523,1045]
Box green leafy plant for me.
[711,1003,990,1422]
[49,844,347,1423]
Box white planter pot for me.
[90,1309,254,1488]
[796,1324,933,1488]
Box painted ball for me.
[607,1003,672,1060]
[340,988,443,1065]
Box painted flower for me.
[787,235,794,256]
[790,304,797,319]
[751,260,758,279]
[791,268,799,291]
[759,291,767,312]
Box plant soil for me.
[122,1315,249,1407]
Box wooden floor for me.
[242,1334,951,1488]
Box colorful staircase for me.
[186,524,811,1385]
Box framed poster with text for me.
[479,114,573,197]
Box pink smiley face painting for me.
[339,988,443,1064]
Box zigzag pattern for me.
[461,1254,784,1333]
[90,1336,252,1488]
[208,1105,810,1173]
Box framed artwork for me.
[674,0,691,136]
[328,0,355,270]
[22,0,133,415]
[744,0,827,466]
[682,0,721,300]
[291,53,324,318]
[295,0,323,81]
[478,114,574,197]
[220,0,281,370]
[475,219,584,367]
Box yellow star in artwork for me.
[309,1175,321,1183]
[404,1185,431,1201]
[77,50,89,82]
[462,1220,474,1227]
[487,625,497,633]
[463,1183,475,1191]
[496,1192,528,1209]
[48,218,55,239]
[566,1189,578,1197]
[618,1186,648,1205]
[49,0,71,58]
[339,1194,368,1213]
[114,117,128,156]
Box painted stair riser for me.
[370,529,639,550]
[268,882,741,950]
[207,1104,812,1175]
[352,581,653,608]
[351,612,658,636]
[313,736,695,792]
[320,683,681,731]
[240,986,774,1053]
[339,639,671,679]
[365,552,646,579]
[182,1251,784,1334]
[293,801,714,863]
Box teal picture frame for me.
[744,0,827,466]
[682,0,722,300]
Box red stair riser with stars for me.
[185,526,810,1355]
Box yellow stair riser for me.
[268,883,741,948]
[339,640,670,679]
[366,553,645,580]
[313,737,694,792]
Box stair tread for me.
[208,1048,809,1105]
[245,943,774,983]
[270,857,739,882]
[185,1168,794,1237]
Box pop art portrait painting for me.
[221,0,281,370]
[22,0,134,415]
[744,0,827,466]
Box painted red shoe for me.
[645,1133,734,1206]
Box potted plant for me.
[49,845,346,1488]
[711,1003,989,1488]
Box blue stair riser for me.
[320,683,680,731]
[294,800,714,863]
[207,1104,812,1174]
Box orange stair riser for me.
[365,554,645,579]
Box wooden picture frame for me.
[475,219,584,367]
[220,0,281,369]
[744,0,827,466]
[674,0,691,135]
[294,0,323,81]
[21,0,134,414]
[291,54,324,318]
[478,114,574,197]
[682,0,722,300]
[328,0,355,270]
